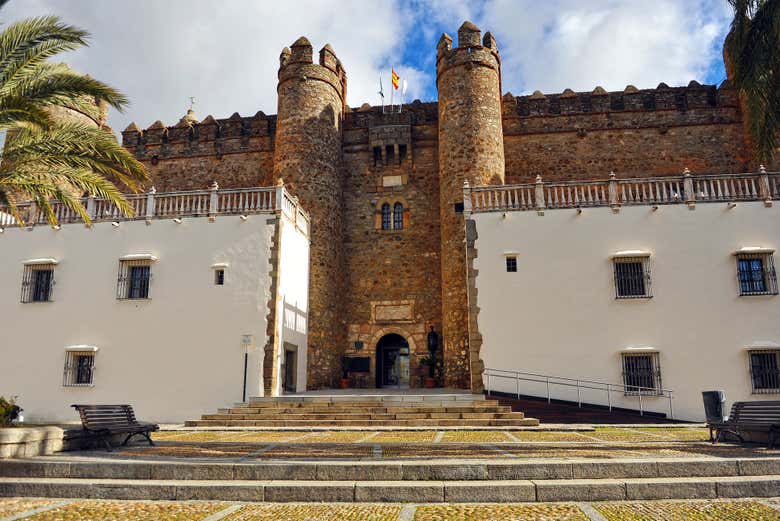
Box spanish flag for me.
[391,69,400,90]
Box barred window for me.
[505,256,517,272]
[613,256,651,298]
[381,203,391,230]
[21,262,56,303]
[63,350,95,387]
[749,350,780,394]
[393,202,404,230]
[736,252,777,296]
[621,352,662,395]
[117,258,153,299]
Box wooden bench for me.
[707,400,780,448]
[71,404,159,451]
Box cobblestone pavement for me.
[151,427,711,444]
[593,499,780,520]
[120,440,778,461]
[4,499,778,521]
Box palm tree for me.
[0,12,147,225]
[724,0,780,164]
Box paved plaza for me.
[1,497,779,520]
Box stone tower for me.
[437,22,505,389]
[273,37,347,389]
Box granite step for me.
[184,416,539,427]
[1,475,778,502]
[3,457,777,482]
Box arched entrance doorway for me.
[376,333,410,389]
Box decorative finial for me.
[189,97,196,110]
[277,177,284,186]
[759,164,767,174]
[683,167,691,175]
[609,171,616,179]
[210,181,219,190]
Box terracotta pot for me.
[423,377,436,389]
[339,378,350,389]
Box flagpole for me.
[390,65,394,113]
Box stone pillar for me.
[273,37,347,390]
[437,22,505,390]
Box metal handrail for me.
[484,367,674,419]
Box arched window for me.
[393,202,404,230]
[381,203,391,230]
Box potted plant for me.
[339,357,351,389]
[0,396,22,427]
[420,356,436,388]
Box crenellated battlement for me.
[121,111,277,160]
[436,21,501,83]
[503,81,737,119]
[277,37,346,104]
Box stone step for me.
[247,394,486,403]
[1,475,777,502]
[242,399,500,408]
[184,418,540,427]
[201,412,527,422]
[3,457,777,482]
[219,406,512,415]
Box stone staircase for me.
[186,393,539,428]
[1,456,778,502]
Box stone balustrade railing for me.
[464,167,780,214]
[0,182,310,235]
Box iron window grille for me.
[621,352,663,395]
[613,257,652,299]
[749,350,780,394]
[736,253,777,296]
[506,256,517,272]
[20,264,55,303]
[393,202,404,230]
[63,351,95,387]
[117,260,152,299]
[381,203,391,230]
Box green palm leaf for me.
[725,0,780,163]
[0,9,148,225]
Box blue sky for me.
[6,0,735,133]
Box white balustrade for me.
[465,170,779,213]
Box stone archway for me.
[375,333,410,388]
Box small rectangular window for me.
[621,352,662,395]
[385,145,395,165]
[505,256,517,272]
[736,253,777,296]
[372,146,382,167]
[117,260,152,300]
[21,264,55,303]
[398,144,408,161]
[749,350,780,393]
[215,269,225,286]
[614,256,651,298]
[63,351,95,387]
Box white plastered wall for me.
[473,202,780,421]
[0,215,275,423]
[273,214,310,395]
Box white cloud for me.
[3,0,421,132]
[2,0,733,135]
[479,0,733,94]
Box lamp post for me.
[241,335,253,402]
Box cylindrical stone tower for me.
[437,22,505,389]
[273,37,347,390]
